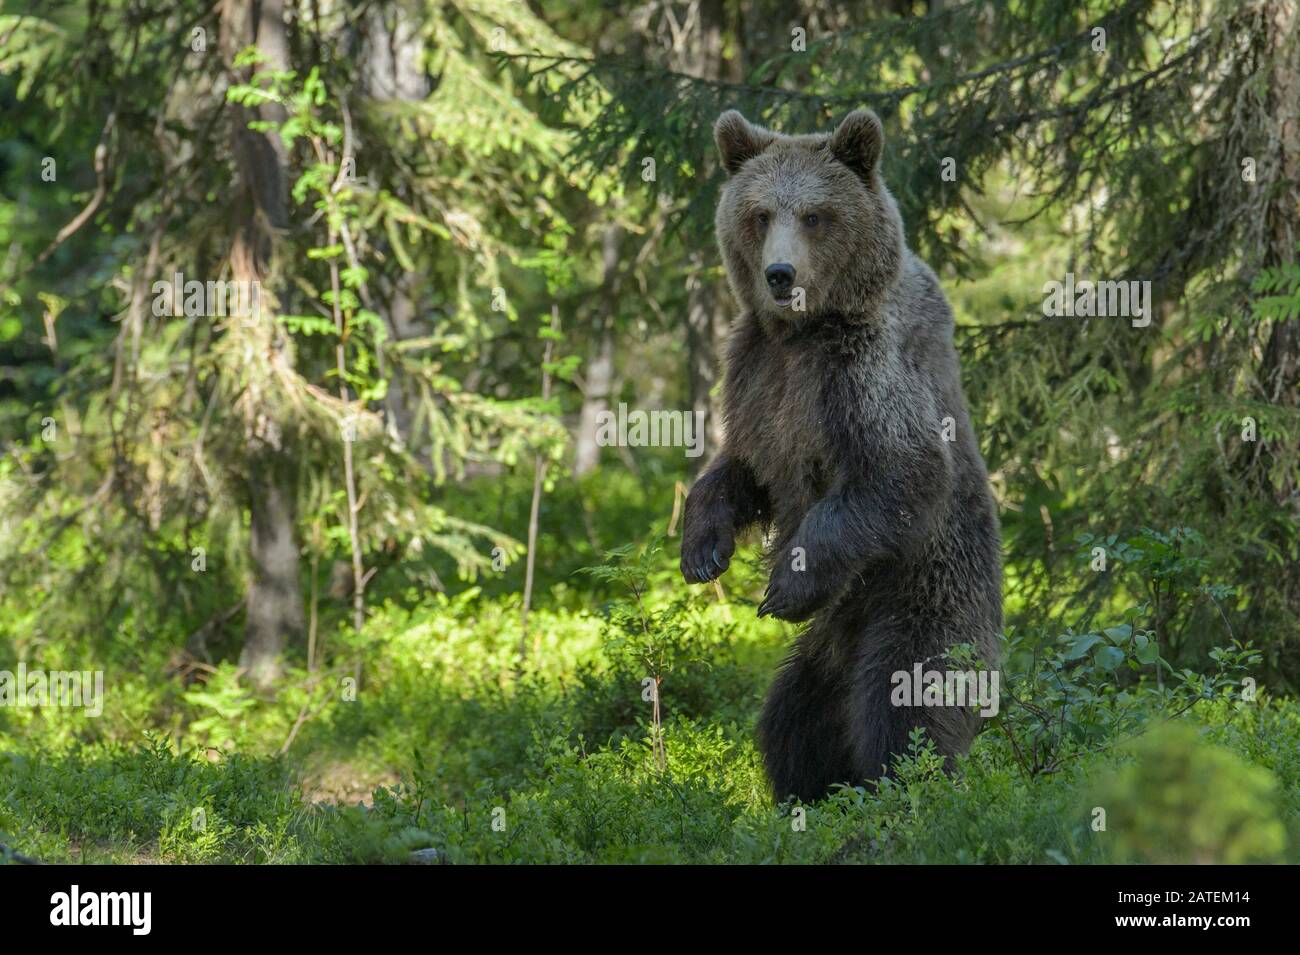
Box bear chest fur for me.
[723,331,836,528]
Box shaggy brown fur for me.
[681,109,1003,802]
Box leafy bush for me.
[1087,723,1287,864]
[2,525,1297,864]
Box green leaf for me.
[1062,633,1103,660]
[1103,624,1133,643]
[1094,646,1126,671]
[1135,639,1160,665]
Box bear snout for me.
[764,262,797,304]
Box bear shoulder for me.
[891,252,953,334]
[881,252,957,370]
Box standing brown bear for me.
[681,109,1003,802]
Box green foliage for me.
[0,4,583,668]
[2,735,305,864]
[542,0,1300,686]
[1,0,1299,867]
[3,518,1296,864]
[1088,723,1288,864]
[1251,254,1300,324]
[998,527,1258,776]
[573,538,763,750]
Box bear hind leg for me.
[845,649,982,785]
[757,647,854,803]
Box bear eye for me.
[756,212,770,228]
[804,213,820,227]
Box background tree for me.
[0,0,578,683]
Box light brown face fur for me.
[714,109,905,325]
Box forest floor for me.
[4,589,1298,864]
[3,475,1298,864]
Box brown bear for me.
[680,108,1003,802]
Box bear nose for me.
[764,263,796,292]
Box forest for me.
[0,0,1298,867]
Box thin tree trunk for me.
[685,254,725,473]
[307,549,319,671]
[520,306,559,661]
[574,224,622,476]
[574,331,614,475]
[682,0,731,472]
[359,5,431,460]
[222,0,304,688]
[328,221,366,635]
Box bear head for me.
[713,108,905,325]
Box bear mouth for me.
[771,292,794,308]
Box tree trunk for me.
[681,0,731,472]
[574,330,615,475]
[574,224,622,476]
[359,4,431,459]
[1260,0,1300,422]
[222,0,303,687]
[1258,0,1300,659]
[242,458,305,686]
[685,253,726,473]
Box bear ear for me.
[715,110,774,176]
[828,109,884,184]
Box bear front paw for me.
[755,567,821,622]
[680,523,735,584]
